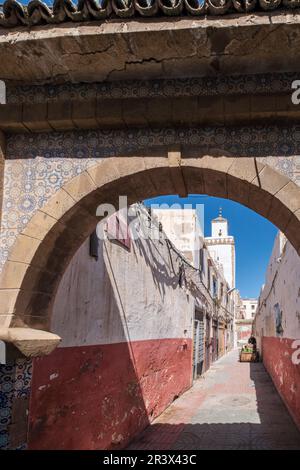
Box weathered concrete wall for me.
[27,207,194,449]
[254,233,300,430]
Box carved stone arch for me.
[1,151,300,356]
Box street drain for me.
[220,396,251,407]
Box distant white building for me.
[205,208,236,289]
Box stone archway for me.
[1,151,300,355]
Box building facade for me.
[253,232,300,430]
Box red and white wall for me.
[27,208,194,449]
[254,232,300,430]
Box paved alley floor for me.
[128,349,300,450]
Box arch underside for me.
[0,151,300,354]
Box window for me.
[252,304,256,310]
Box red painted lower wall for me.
[28,338,192,450]
[262,336,300,430]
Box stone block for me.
[250,94,277,119]
[0,289,20,314]
[113,156,146,179]
[122,99,148,127]
[87,159,121,188]
[72,100,98,129]
[204,168,227,198]
[197,96,224,125]
[252,165,290,195]
[275,181,300,214]
[172,97,198,126]
[0,104,27,132]
[146,97,172,126]
[284,209,300,252]
[248,186,273,219]
[0,261,29,290]
[96,99,123,128]
[181,166,205,194]
[227,174,250,206]
[0,327,61,357]
[22,103,51,132]
[267,198,293,232]
[47,101,74,130]
[228,158,264,183]
[0,315,14,328]
[223,95,251,124]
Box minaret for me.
[205,208,235,289]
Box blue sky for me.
[144,195,277,299]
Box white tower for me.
[205,208,235,289]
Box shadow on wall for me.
[25,226,192,450]
[127,361,300,450]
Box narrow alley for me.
[128,350,300,450]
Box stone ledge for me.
[0,327,61,357]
